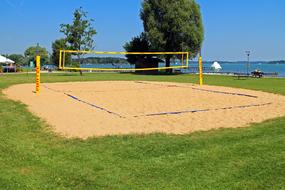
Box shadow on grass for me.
[118,71,188,76]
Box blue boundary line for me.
[43,85,125,118]
[64,93,125,118]
[190,87,258,98]
[134,81,258,98]
[43,83,267,119]
[133,103,272,117]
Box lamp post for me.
[245,51,250,76]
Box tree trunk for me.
[77,55,83,76]
[165,55,172,74]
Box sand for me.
[3,81,285,139]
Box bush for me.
[16,67,23,72]
[67,61,81,72]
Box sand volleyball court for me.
[4,81,285,139]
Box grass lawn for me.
[0,72,284,189]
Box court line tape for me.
[134,81,258,98]
[64,93,125,118]
[43,84,267,119]
[133,102,272,117]
[190,87,258,98]
[43,85,125,118]
[42,86,173,93]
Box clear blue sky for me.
[0,0,284,61]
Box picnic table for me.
[251,70,264,78]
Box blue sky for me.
[0,0,284,61]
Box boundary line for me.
[43,85,125,118]
[133,103,272,117]
[134,81,258,98]
[43,84,268,119]
[64,93,125,118]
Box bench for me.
[233,73,250,79]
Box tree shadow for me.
[118,71,187,76]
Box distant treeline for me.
[268,60,285,64]
[198,61,285,64]
[73,57,129,64]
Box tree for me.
[124,33,163,74]
[140,0,204,72]
[124,33,152,65]
[51,38,71,67]
[7,54,25,66]
[24,46,49,65]
[60,7,97,74]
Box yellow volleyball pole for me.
[59,50,62,69]
[198,53,203,86]
[63,51,66,68]
[186,52,189,67]
[35,56,41,94]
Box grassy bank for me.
[0,73,284,189]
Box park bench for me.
[233,73,250,79]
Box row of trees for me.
[4,46,49,67]
[6,0,204,74]
[51,0,204,74]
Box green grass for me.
[0,72,284,189]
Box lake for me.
[81,62,285,77]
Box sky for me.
[0,0,284,61]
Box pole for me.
[245,51,250,76]
[35,56,41,94]
[35,43,40,94]
[198,51,203,86]
[246,55,249,75]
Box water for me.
[201,62,285,77]
[80,62,285,77]
[82,63,135,69]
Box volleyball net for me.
[59,50,189,72]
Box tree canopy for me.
[124,33,153,64]
[141,0,204,55]
[51,38,70,67]
[7,54,25,66]
[24,46,49,65]
[60,7,97,52]
[60,7,97,74]
[139,0,204,72]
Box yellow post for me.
[198,55,203,86]
[63,51,66,68]
[35,56,41,94]
[186,52,189,67]
[59,50,62,69]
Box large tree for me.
[140,0,204,72]
[60,7,97,74]
[24,46,49,65]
